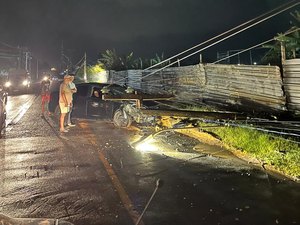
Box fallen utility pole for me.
[141,109,245,120]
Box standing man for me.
[59,75,72,133]
[66,75,77,127]
[41,75,51,115]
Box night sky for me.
[0,0,298,67]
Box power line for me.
[143,0,299,71]
[0,40,20,50]
[139,1,300,82]
[138,28,298,88]
[74,55,85,68]
[201,119,300,144]
[213,28,300,64]
[107,0,299,88]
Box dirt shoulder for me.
[175,127,300,183]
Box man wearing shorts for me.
[59,75,72,133]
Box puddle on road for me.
[132,130,253,172]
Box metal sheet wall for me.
[141,64,206,100]
[283,59,300,115]
[127,70,142,90]
[109,63,287,113]
[108,70,126,86]
[203,64,286,112]
[108,70,142,89]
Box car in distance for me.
[4,69,31,94]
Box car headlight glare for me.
[4,81,11,88]
[22,80,29,86]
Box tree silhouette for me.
[261,10,300,65]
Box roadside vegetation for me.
[76,63,106,82]
[163,103,300,180]
[200,125,300,179]
[99,49,168,71]
[261,10,299,65]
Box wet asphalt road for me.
[0,94,300,225]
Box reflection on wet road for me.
[6,94,36,129]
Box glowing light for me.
[22,80,29,86]
[135,140,158,153]
[43,76,49,81]
[4,81,11,87]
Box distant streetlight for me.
[51,67,57,71]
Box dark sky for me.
[0,0,298,67]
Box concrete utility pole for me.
[36,58,39,80]
[280,41,286,64]
[25,52,29,71]
[60,40,64,71]
[24,51,32,74]
[140,58,143,69]
[83,52,87,82]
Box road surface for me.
[0,94,299,225]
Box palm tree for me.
[99,50,138,71]
[99,50,169,70]
[99,49,122,70]
[121,52,135,70]
[135,53,168,69]
[261,10,300,65]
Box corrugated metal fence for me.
[109,70,142,90]
[203,64,285,112]
[108,61,300,115]
[283,59,300,115]
[141,65,206,100]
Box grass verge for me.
[202,125,300,180]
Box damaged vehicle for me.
[49,82,126,119]
[48,82,172,128]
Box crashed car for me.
[48,82,127,120]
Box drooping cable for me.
[213,28,300,64]
[143,0,299,71]
[201,119,300,144]
[0,40,20,49]
[142,28,299,94]
[107,0,299,87]
[139,1,300,81]
[74,55,85,68]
